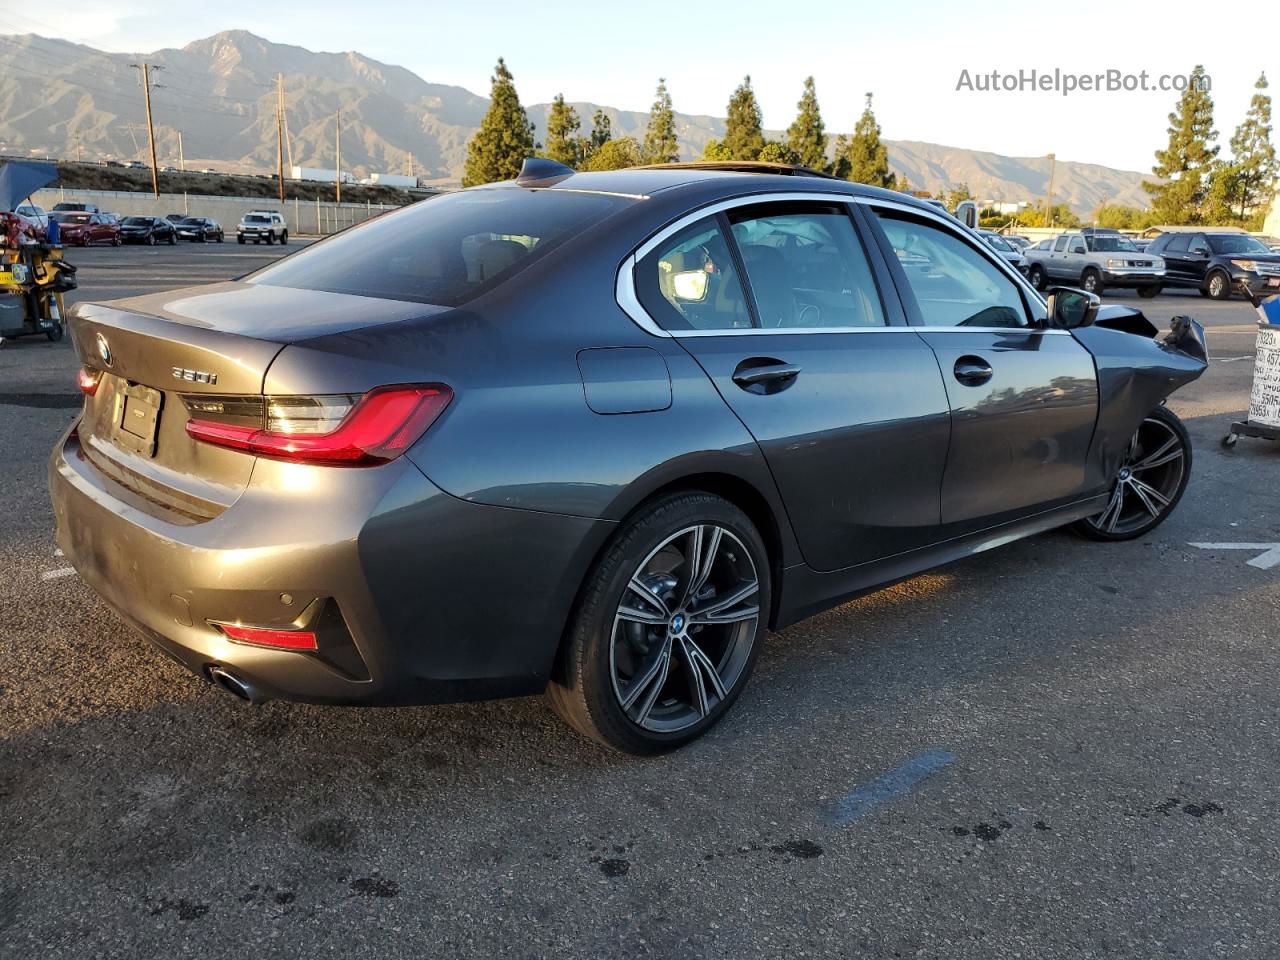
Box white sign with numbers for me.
[1250,325,1280,428]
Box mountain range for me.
[0,30,1154,212]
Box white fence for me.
[29,188,412,236]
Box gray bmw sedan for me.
[50,160,1207,754]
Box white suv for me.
[236,211,288,245]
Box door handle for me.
[731,360,802,390]
[953,356,993,386]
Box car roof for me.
[479,163,938,214]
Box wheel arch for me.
[549,469,792,685]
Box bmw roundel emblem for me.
[96,332,112,366]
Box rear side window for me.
[637,217,753,331]
[874,213,1029,328]
[728,206,885,328]
[251,189,632,306]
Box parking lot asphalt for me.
[2,245,1278,958]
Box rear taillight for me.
[185,384,451,466]
[77,367,102,396]
[214,622,318,651]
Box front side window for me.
[1165,234,1190,254]
[637,217,752,331]
[1188,235,1210,255]
[728,206,885,328]
[874,213,1028,328]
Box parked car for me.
[15,203,49,236]
[51,202,100,215]
[51,160,1208,754]
[164,213,187,223]
[1144,230,1280,300]
[50,211,120,246]
[126,160,147,170]
[236,211,287,245]
[1003,235,1032,251]
[119,216,177,245]
[176,217,224,243]
[977,230,1026,273]
[1023,227,1165,297]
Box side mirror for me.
[1044,286,1100,329]
[954,200,979,229]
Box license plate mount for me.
[115,382,163,457]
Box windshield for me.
[1086,236,1139,252]
[983,234,1014,252]
[244,215,270,223]
[123,217,152,226]
[1208,235,1270,255]
[51,213,90,223]
[249,188,634,306]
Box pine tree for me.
[721,76,765,160]
[785,77,828,171]
[1228,72,1277,220]
[841,92,896,189]
[829,134,850,179]
[544,94,583,169]
[642,79,679,164]
[1143,65,1218,224]
[582,137,641,171]
[590,110,612,152]
[463,58,536,187]
[1205,163,1241,224]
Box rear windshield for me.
[248,188,633,306]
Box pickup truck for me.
[1023,228,1165,298]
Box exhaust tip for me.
[207,666,265,705]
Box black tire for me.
[111,236,120,247]
[1028,265,1046,291]
[265,233,274,245]
[1073,404,1191,542]
[237,235,246,245]
[45,321,64,342]
[1137,285,1161,298]
[1081,268,1103,295]
[1206,270,1231,300]
[215,233,224,243]
[147,234,156,246]
[198,232,207,243]
[547,492,771,755]
[168,233,176,245]
[280,230,288,245]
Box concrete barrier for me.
[29,188,414,236]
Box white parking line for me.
[41,567,77,581]
[1189,542,1280,570]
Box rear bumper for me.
[49,424,613,706]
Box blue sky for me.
[6,0,1277,172]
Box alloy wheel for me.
[1085,414,1187,536]
[609,524,760,733]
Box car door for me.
[1161,234,1192,284]
[630,199,952,572]
[1185,233,1212,286]
[864,206,1099,531]
[1065,234,1088,282]
[1049,234,1070,278]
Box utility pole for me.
[275,73,286,203]
[177,131,185,172]
[335,109,342,204]
[130,62,164,197]
[1042,153,1057,230]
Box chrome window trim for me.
[615,190,1056,339]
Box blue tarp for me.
[0,161,58,212]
